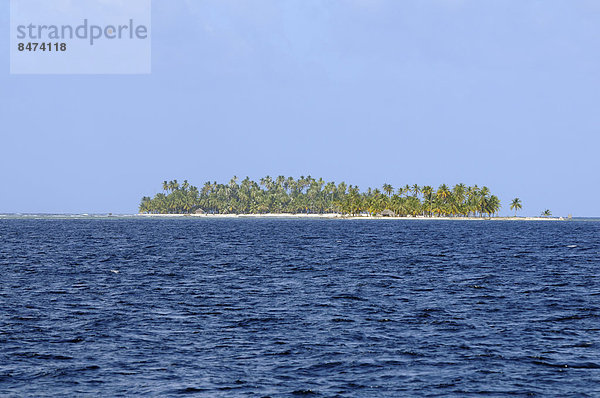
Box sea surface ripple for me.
[0,219,599,396]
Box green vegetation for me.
[510,198,523,217]
[542,209,552,217]
[140,176,503,217]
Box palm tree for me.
[443,184,465,216]
[411,184,420,198]
[485,195,501,218]
[436,184,451,202]
[421,186,434,217]
[382,184,393,198]
[477,186,490,217]
[542,209,552,217]
[139,196,152,213]
[510,198,522,217]
[169,180,179,192]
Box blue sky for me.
[1,0,599,216]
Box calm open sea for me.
[0,218,599,396]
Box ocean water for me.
[0,218,599,397]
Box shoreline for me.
[135,213,566,221]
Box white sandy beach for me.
[136,213,565,221]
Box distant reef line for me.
[139,176,544,218]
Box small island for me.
[139,176,516,218]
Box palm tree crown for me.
[510,198,522,217]
[542,209,552,217]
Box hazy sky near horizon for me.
[2,0,600,216]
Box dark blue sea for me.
[1,218,599,397]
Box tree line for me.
[139,176,506,217]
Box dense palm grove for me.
[139,176,502,217]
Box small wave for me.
[46,336,85,345]
[175,387,208,394]
[533,360,600,369]
[331,294,362,301]
[13,352,73,361]
[79,365,100,371]
[302,361,344,372]
[522,287,549,294]
[236,317,283,326]
[399,350,425,357]
[292,389,318,395]
[565,342,594,348]
[265,350,292,356]
[543,314,598,322]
